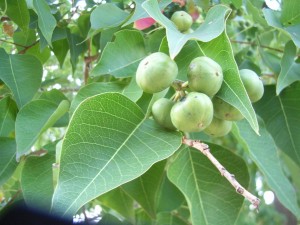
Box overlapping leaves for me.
[51,93,181,217]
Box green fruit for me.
[171,11,193,32]
[212,97,244,121]
[239,69,264,102]
[170,92,213,132]
[136,52,178,94]
[204,117,232,137]
[187,56,223,97]
[152,98,176,130]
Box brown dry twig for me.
[182,137,260,210]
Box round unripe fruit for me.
[213,97,244,121]
[171,11,193,32]
[136,52,178,94]
[204,117,232,137]
[187,56,223,97]
[170,92,213,132]
[152,98,176,130]
[239,69,264,102]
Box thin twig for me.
[84,52,99,84]
[182,137,260,210]
[6,189,22,206]
[0,39,27,48]
[0,39,39,54]
[18,40,39,54]
[230,39,285,53]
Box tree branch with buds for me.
[182,137,260,210]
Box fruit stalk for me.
[182,137,260,210]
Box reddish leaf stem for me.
[0,39,39,54]
[182,137,260,210]
[0,38,27,48]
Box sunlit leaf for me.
[263,8,300,48]
[122,160,166,218]
[0,48,42,108]
[21,143,55,211]
[168,145,249,225]
[0,138,17,186]
[91,30,147,78]
[51,93,182,217]
[16,99,70,160]
[0,97,18,137]
[276,41,300,95]
[254,84,300,167]
[32,0,56,46]
[0,0,30,32]
[233,118,300,219]
[142,0,230,58]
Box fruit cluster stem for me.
[182,137,260,210]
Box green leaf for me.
[52,39,69,67]
[0,0,30,32]
[121,78,144,103]
[155,172,185,213]
[200,32,258,134]
[245,0,268,28]
[2,159,23,203]
[0,97,18,137]
[21,143,55,211]
[254,84,300,167]
[276,41,300,95]
[123,0,172,27]
[38,89,70,127]
[13,29,37,51]
[67,29,88,73]
[26,43,51,64]
[70,81,129,115]
[16,99,70,160]
[99,213,131,225]
[122,160,166,218]
[280,0,300,26]
[142,0,230,58]
[280,152,300,201]
[135,209,154,225]
[90,3,129,31]
[0,138,17,186]
[233,119,300,219]
[167,145,249,225]
[91,30,147,77]
[51,93,182,217]
[98,187,135,223]
[99,27,119,52]
[32,0,57,46]
[221,0,242,8]
[156,212,189,225]
[145,29,166,53]
[263,8,300,48]
[0,48,43,108]
[259,49,281,75]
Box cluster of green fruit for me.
[136,51,264,137]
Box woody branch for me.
[182,137,260,210]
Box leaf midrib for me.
[8,56,22,107]
[16,0,25,31]
[61,117,147,216]
[0,99,12,134]
[278,96,300,162]
[0,152,16,178]
[188,150,209,225]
